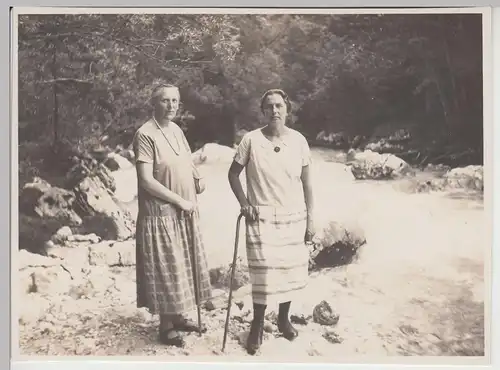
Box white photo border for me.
[6,2,498,370]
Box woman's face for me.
[154,87,180,121]
[262,93,287,127]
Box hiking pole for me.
[221,212,244,352]
[189,210,203,337]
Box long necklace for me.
[152,116,181,156]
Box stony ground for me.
[17,148,486,361]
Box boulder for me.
[291,314,311,325]
[109,167,138,204]
[89,147,111,162]
[78,265,117,298]
[412,165,483,194]
[50,226,73,245]
[192,143,236,165]
[424,163,452,174]
[119,149,135,162]
[309,221,366,270]
[19,177,82,225]
[95,164,117,193]
[387,128,411,143]
[364,129,411,154]
[203,286,252,311]
[365,140,404,153]
[312,300,339,326]
[351,135,366,149]
[444,165,483,191]
[19,215,68,255]
[66,233,101,245]
[209,257,250,290]
[315,131,349,148]
[323,330,343,344]
[104,152,133,172]
[349,150,412,180]
[18,248,59,270]
[203,289,228,311]
[49,229,101,248]
[46,245,90,267]
[88,240,135,267]
[263,320,277,333]
[18,249,85,297]
[73,174,135,241]
[66,162,116,193]
[18,248,121,301]
[18,294,52,326]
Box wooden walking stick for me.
[189,211,203,336]
[221,212,244,352]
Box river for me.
[111,146,486,357]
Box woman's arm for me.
[136,162,192,211]
[301,164,315,242]
[228,161,248,207]
[228,161,258,220]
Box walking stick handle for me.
[221,212,244,352]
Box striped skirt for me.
[246,207,310,306]
[135,205,212,315]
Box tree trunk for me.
[51,45,59,146]
[440,24,460,115]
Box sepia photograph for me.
[12,7,491,362]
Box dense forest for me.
[17,13,484,187]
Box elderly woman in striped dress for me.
[228,89,315,355]
[132,84,212,347]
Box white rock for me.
[192,143,236,165]
[18,249,58,270]
[350,150,411,180]
[110,167,138,204]
[51,226,73,245]
[104,152,133,171]
[67,233,101,244]
[18,294,52,325]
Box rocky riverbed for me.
[16,145,486,360]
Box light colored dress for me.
[234,127,312,306]
[132,119,211,315]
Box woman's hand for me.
[305,216,315,244]
[178,199,195,214]
[304,230,314,244]
[241,204,259,222]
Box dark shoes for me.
[245,301,299,355]
[159,329,185,348]
[277,317,299,341]
[174,317,207,334]
[245,315,298,355]
[246,318,264,355]
[159,316,206,348]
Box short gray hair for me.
[260,89,292,114]
[151,84,180,103]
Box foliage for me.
[17,13,484,185]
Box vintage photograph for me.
[13,8,489,360]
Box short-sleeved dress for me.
[233,127,312,306]
[132,119,212,316]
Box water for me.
[114,148,485,274]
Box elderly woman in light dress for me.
[132,85,314,355]
[132,84,211,348]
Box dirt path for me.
[18,149,485,359]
